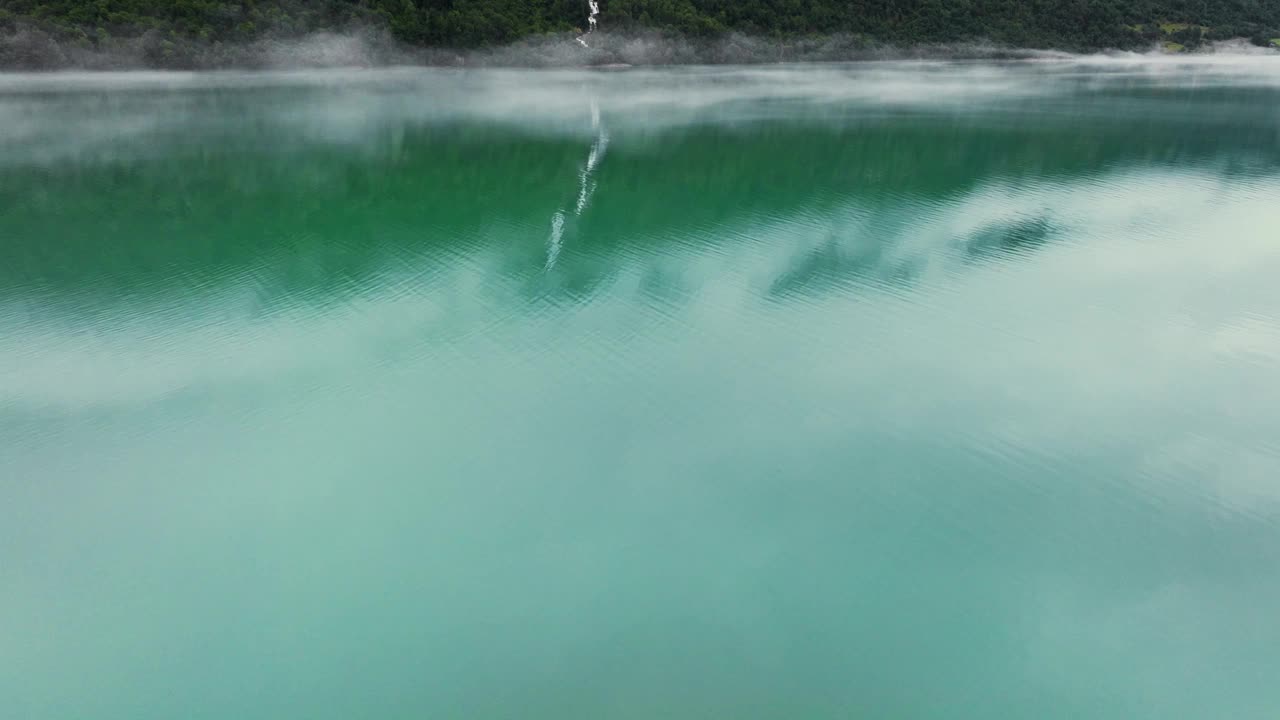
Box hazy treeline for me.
[2,0,1279,69]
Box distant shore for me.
[2,27,1277,73]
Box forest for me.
[3,0,1279,67]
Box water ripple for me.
[4,64,1280,720]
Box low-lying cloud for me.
[4,23,1277,72]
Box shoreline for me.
[3,28,1277,73]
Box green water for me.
[3,60,1280,718]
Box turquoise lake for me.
[2,59,1280,717]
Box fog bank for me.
[3,25,1276,71]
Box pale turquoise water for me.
[3,60,1280,718]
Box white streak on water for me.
[575,127,609,214]
[546,210,567,271]
[546,99,608,270]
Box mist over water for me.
[4,21,1277,71]
[4,60,1280,718]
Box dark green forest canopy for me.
[3,0,1279,54]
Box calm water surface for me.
[3,59,1280,718]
